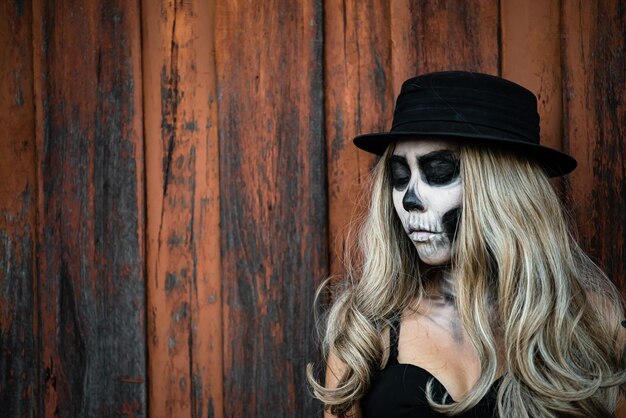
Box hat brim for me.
[353,131,576,177]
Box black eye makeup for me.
[390,156,411,190]
[417,150,460,185]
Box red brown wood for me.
[501,0,563,152]
[561,0,626,293]
[0,2,37,417]
[31,0,146,416]
[141,0,223,416]
[389,0,499,96]
[324,0,392,278]
[215,1,327,416]
[561,0,626,410]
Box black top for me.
[361,316,500,418]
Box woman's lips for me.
[408,229,441,242]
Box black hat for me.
[353,71,576,177]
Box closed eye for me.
[418,151,459,186]
[390,156,411,190]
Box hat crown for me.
[391,71,540,144]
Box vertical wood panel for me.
[0,1,37,417]
[561,0,626,293]
[324,0,393,277]
[501,0,563,152]
[215,1,326,416]
[141,0,223,417]
[32,0,146,416]
[562,5,626,415]
[389,0,500,97]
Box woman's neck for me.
[419,262,456,299]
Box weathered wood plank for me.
[0,1,37,417]
[141,0,223,417]
[32,0,146,416]
[561,0,626,295]
[501,0,563,152]
[324,0,392,278]
[389,0,499,96]
[215,1,327,416]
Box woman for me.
[307,72,625,417]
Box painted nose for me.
[402,188,424,212]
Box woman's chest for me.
[396,304,482,401]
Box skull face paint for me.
[391,139,462,266]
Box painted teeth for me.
[410,231,437,242]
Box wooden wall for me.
[0,0,624,417]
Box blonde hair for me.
[307,143,626,417]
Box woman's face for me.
[390,139,463,266]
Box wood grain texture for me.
[324,0,392,278]
[32,0,146,416]
[501,0,563,152]
[141,0,223,417]
[215,1,327,416]
[561,0,626,295]
[0,1,37,417]
[389,0,499,96]
[561,4,626,411]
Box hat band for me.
[390,120,538,144]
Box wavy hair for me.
[307,143,625,417]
